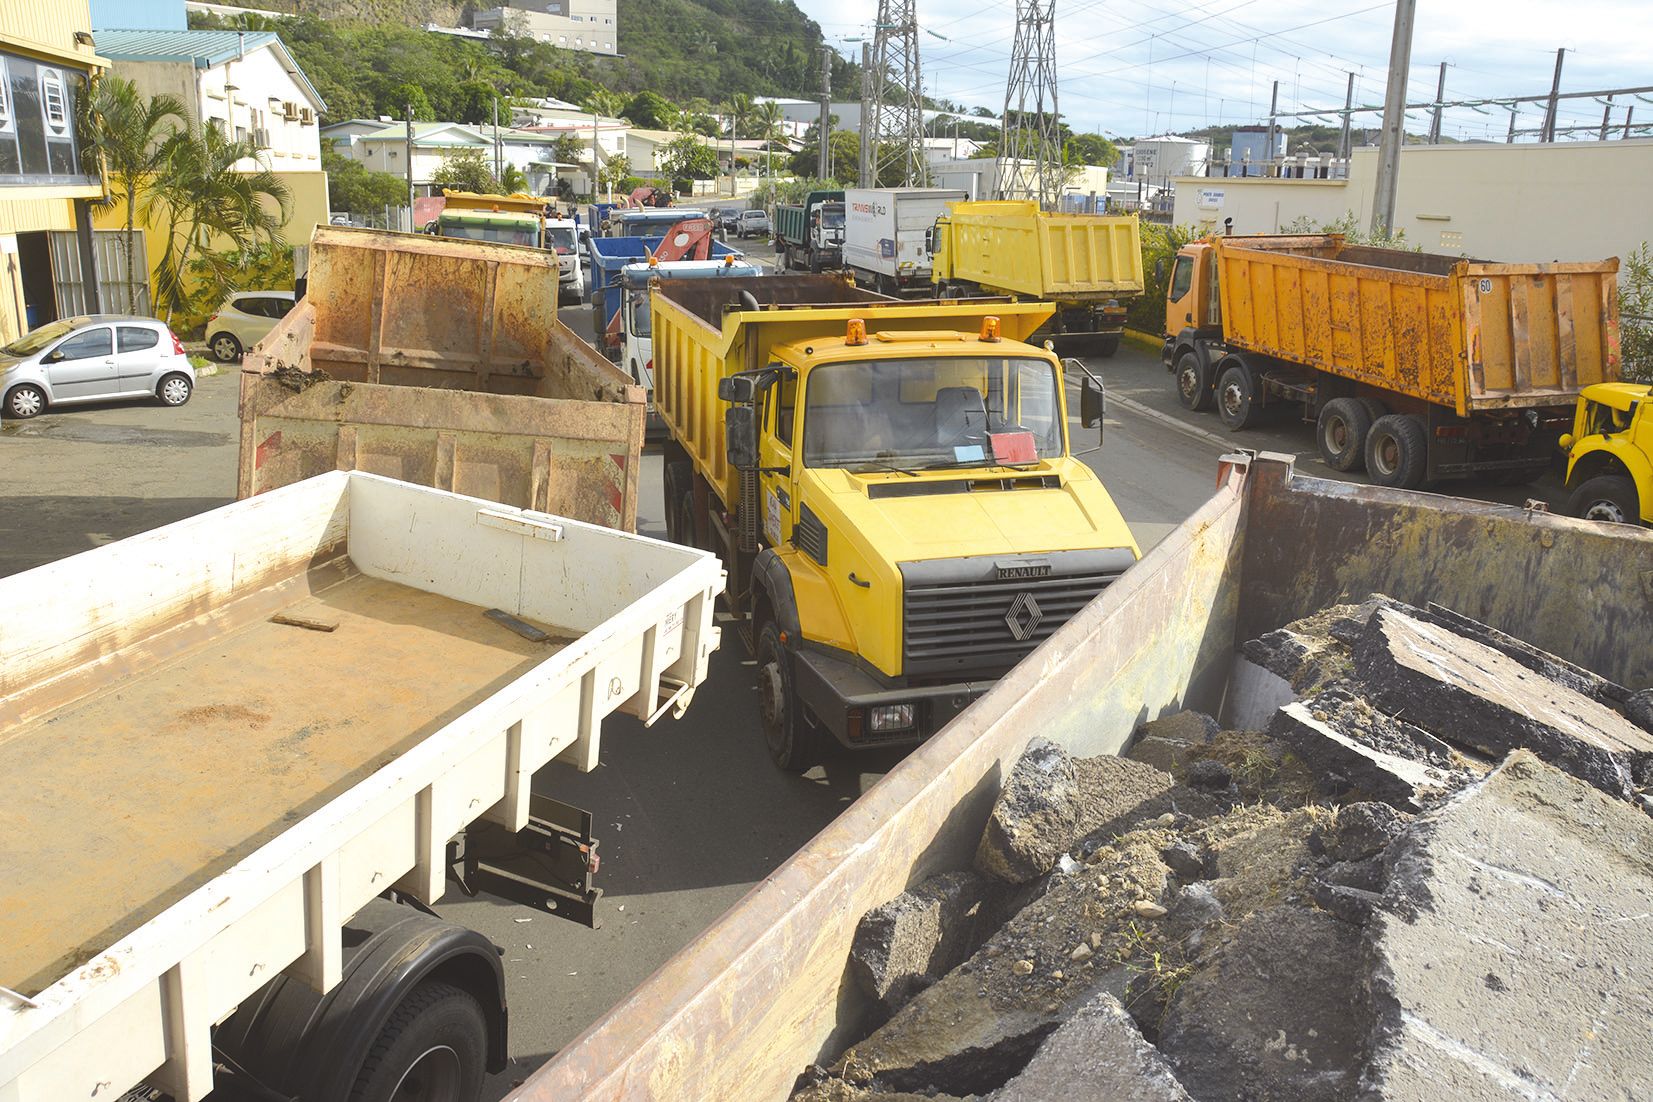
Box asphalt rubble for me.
[791,595,1653,1102]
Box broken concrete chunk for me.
[1628,688,1653,736]
[1365,751,1653,1100]
[1299,685,1458,767]
[988,992,1194,1101]
[1267,702,1455,811]
[1158,906,1368,1102]
[1354,608,1653,801]
[977,741,1175,884]
[974,740,1079,884]
[1315,801,1408,863]
[791,1077,966,1102]
[1417,601,1632,706]
[851,870,1018,1017]
[1241,596,1402,692]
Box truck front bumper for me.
[792,645,994,751]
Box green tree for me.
[660,134,718,181]
[80,75,187,313]
[1622,243,1653,384]
[431,148,499,193]
[550,134,586,170]
[582,89,628,120]
[1128,224,1196,332]
[625,91,679,129]
[389,83,436,122]
[500,164,529,194]
[1064,132,1118,168]
[725,92,755,139]
[598,153,633,193]
[322,142,408,219]
[145,123,290,324]
[788,130,862,185]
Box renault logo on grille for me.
[1005,592,1044,642]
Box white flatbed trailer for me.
[0,471,724,1101]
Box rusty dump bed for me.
[508,453,1653,1102]
[1213,234,1621,415]
[241,227,645,530]
[0,565,562,997]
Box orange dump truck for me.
[240,227,645,530]
[1162,233,1621,488]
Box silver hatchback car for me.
[0,315,195,419]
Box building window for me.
[0,50,88,183]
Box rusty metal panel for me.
[240,229,645,530]
[1462,263,1621,410]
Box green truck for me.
[773,189,845,273]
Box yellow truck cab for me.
[651,274,1139,770]
[1560,382,1652,525]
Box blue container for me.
[586,234,744,341]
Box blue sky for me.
[792,0,1653,142]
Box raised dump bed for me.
[0,471,724,1101]
[505,452,1652,1101]
[240,227,645,531]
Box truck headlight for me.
[869,703,915,733]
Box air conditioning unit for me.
[282,101,299,120]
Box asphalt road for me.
[0,286,1565,1096]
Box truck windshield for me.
[803,357,1063,471]
[546,226,577,254]
[439,220,540,248]
[820,207,845,229]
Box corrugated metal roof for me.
[94,29,325,112]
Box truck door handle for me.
[848,572,871,588]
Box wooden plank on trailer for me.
[1509,277,1533,394]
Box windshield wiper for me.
[920,457,1045,473]
[852,461,921,477]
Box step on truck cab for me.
[1559,382,1652,524]
[650,273,1140,771]
[1162,233,1622,488]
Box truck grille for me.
[900,551,1134,676]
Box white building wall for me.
[1171,140,1653,264]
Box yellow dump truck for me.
[929,200,1145,356]
[241,227,645,530]
[1163,233,1622,488]
[1559,381,1651,524]
[651,273,1139,770]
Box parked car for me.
[205,290,297,362]
[716,208,740,236]
[736,208,772,239]
[0,315,194,419]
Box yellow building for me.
[0,0,109,344]
[89,28,329,314]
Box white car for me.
[205,291,297,362]
[1,315,194,419]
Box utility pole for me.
[1370,0,1417,240]
[817,47,833,182]
[1428,61,1447,144]
[491,97,502,182]
[1338,71,1356,159]
[404,105,415,230]
[1599,94,1614,141]
[1541,48,1565,142]
[999,0,1060,206]
[865,0,926,187]
[1506,105,1518,143]
[1267,80,1279,165]
[859,43,873,186]
[1626,107,1636,140]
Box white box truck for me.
[842,186,968,296]
[0,471,724,1101]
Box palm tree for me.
[500,163,529,194]
[752,100,784,179]
[581,89,627,121]
[726,93,755,140]
[145,123,290,324]
[82,76,187,313]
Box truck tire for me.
[1567,474,1640,525]
[1358,397,1388,424]
[348,981,487,1102]
[1215,362,1262,431]
[1365,414,1429,489]
[1316,397,1374,472]
[756,619,825,773]
[1175,352,1213,412]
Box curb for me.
[1121,328,1164,353]
[1108,391,1236,449]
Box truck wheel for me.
[756,620,824,773]
[1567,475,1640,525]
[348,981,487,1102]
[1365,414,1429,489]
[1358,397,1388,423]
[1175,352,1212,412]
[1316,397,1374,472]
[1215,363,1261,431]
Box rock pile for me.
[790,597,1653,1101]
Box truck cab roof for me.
[1580,382,1651,410]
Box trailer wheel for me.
[1215,363,1261,431]
[1175,352,1212,412]
[348,981,487,1102]
[1365,414,1429,489]
[756,620,824,773]
[1316,397,1374,472]
[1567,474,1640,525]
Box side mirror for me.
[718,375,758,404]
[44,349,63,364]
[725,405,759,470]
[1080,375,1105,433]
